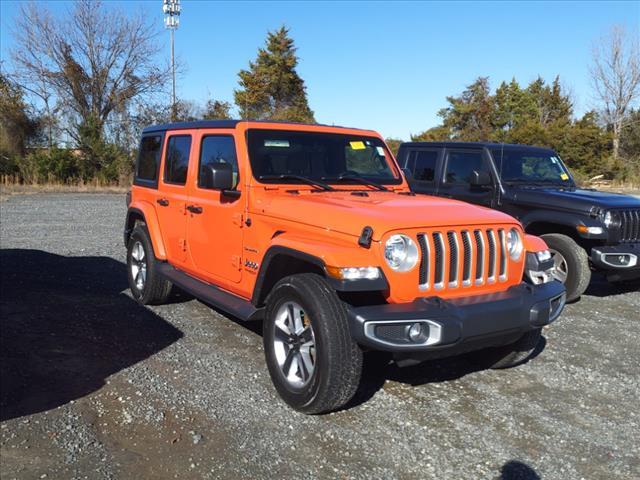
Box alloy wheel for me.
[273,301,316,388]
[549,248,568,283]
[130,241,147,291]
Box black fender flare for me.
[251,246,389,306]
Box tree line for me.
[0,1,638,186]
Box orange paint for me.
[131,121,547,304]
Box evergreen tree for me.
[410,125,452,142]
[492,79,536,140]
[203,99,232,120]
[235,27,315,123]
[0,73,40,175]
[0,73,38,158]
[437,77,493,141]
[413,75,614,178]
[615,109,639,180]
[552,111,611,177]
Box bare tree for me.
[10,0,171,145]
[590,25,640,161]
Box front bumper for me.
[591,243,640,281]
[347,281,566,357]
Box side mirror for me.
[470,170,492,187]
[201,162,240,198]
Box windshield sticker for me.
[264,140,290,148]
[560,173,569,180]
[349,141,366,150]
[376,146,386,156]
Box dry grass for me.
[586,182,640,196]
[0,176,128,201]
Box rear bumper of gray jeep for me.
[346,281,566,359]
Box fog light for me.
[408,322,424,342]
[536,250,552,262]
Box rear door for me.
[401,147,442,195]
[186,131,244,284]
[438,148,496,207]
[156,133,193,265]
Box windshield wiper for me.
[258,174,335,191]
[321,173,389,191]
[503,179,572,187]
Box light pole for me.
[163,0,181,120]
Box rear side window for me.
[136,135,163,184]
[410,150,438,182]
[164,135,192,185]
[444,150,486,184]
[199,136,239,188]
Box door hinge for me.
[179,238,187,251]
[231,255,241,270]
[232,213,243,226]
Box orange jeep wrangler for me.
[124,120,566,413]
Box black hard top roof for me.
[141,119,368,134]
[400,141,556,152]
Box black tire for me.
[486,328,542,369]
[127,223,172,305]
[263,274,363,414]
[541,233,591,302]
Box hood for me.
[257,190,518,240]
[504,186,640,214]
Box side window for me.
[135,135,163,184]
[164,135,192,185]
[444,150,486,185]
[199,136,239,189]
[411,150,438,182]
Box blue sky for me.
[1,1,638,139]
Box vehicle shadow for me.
[584,273,640,298]
[498,460,541,479]
[0,249,183,422]
[211,298,548,411]
[347,336,547,409]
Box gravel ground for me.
[1,193,639,480]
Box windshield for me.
[491,148,574,185]
[247,129,401,185]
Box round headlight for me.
[384,234,419,272]
[506,228,523,261]
[603,211,620,228]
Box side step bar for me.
[158,263,263,321]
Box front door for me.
[186,132,244,284]
[438,148,495,207]
[156,133,192,265]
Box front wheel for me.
[541,233,591,302]
[263,274,363,414]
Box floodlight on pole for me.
[163,0,181,119]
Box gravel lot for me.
[1,193,639,480]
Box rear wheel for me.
[263,274,363,414]
[127,224,172,305]
[541,233,591,302]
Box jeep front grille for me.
[417,228,508,292]
[619,209,640,242]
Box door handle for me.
[157,198,169,207]
[186,205,203,214]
